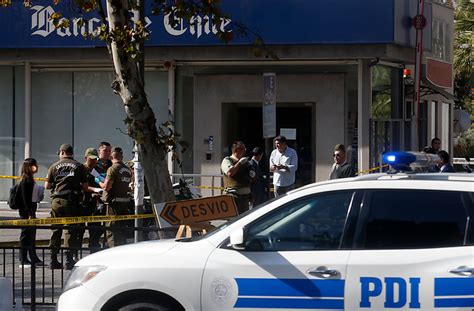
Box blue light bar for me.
[382,151,440,172]
[382,152,417,170]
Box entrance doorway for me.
[223,103,315,187]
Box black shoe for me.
[49,260,63,269]
[65,261,75,271]
[32,260,45,267]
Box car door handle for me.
[307,266,340,278]
[449,266,474,276]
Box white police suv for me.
[58,152,474,310]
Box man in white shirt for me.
[269,136,298,197]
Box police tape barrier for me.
[1,163,387,191]
[0,175,47,182]
[356,164,389,175]
[193,185,225,190]
[0,214,155,227]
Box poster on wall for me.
[263,73,276,138]
[280,128,296,140]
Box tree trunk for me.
[106,0,175,204]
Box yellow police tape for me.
[1,163,388,192]
[0,214,155,227]
[0,175,47,182]
[194,185,225,190]
[356,164,389,175]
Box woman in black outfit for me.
[19,158,42,266]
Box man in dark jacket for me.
[250,147,267,207]
[437,150,455,173]
[329,144,356,180]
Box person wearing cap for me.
[329,144,356,180]
[77,148,104,254]
[45,144,88,270]
[269,136,298,197]
[101,147,133,247]
[221,141,256,214]
[250,147,267,207]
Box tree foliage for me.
[0,0,271,206]
[454,0,473,112]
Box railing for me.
[0,224,168,310]
[453,157,474,165]
[1,246,83,309]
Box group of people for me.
[15,135,458,268]
[17,142,133,270]
[220,136,459,215]
[221,135,299,214]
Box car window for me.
[243,191,354,251]
[358,190,470,249]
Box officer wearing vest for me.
[101,147,132,247]
[221,141,256,214]
[79,148,104,254]
[45,144,88,270]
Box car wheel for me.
[117,301,172,311]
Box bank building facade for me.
[0,0,455,201]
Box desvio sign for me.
[0,0,414,48]
[159,195,237,226]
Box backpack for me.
[7,184,21,210]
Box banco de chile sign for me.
[28,4,231,46]
[0,0,412,48]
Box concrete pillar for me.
[357,59,371,171]
[24,62,31,159]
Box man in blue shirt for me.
[269,136,298,197]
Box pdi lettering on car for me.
[58,152,474,311]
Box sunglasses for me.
[333,153,343,157]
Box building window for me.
[432,18,451,62]
[370,66,404,169]
[0,68,168,201]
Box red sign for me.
[426,58,453,89]
[412,15,427,29]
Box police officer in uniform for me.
[221,141,256,214]
[79,148,104,253]
[45,144,88,270]
[101,147,132,247]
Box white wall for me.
[194,73,345,185]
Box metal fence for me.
[0,224,166,310]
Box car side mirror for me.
[229,227,245,250]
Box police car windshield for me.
[179,196,281,242]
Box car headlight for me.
[63,265,107,293]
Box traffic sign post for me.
[153,195,238,227]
